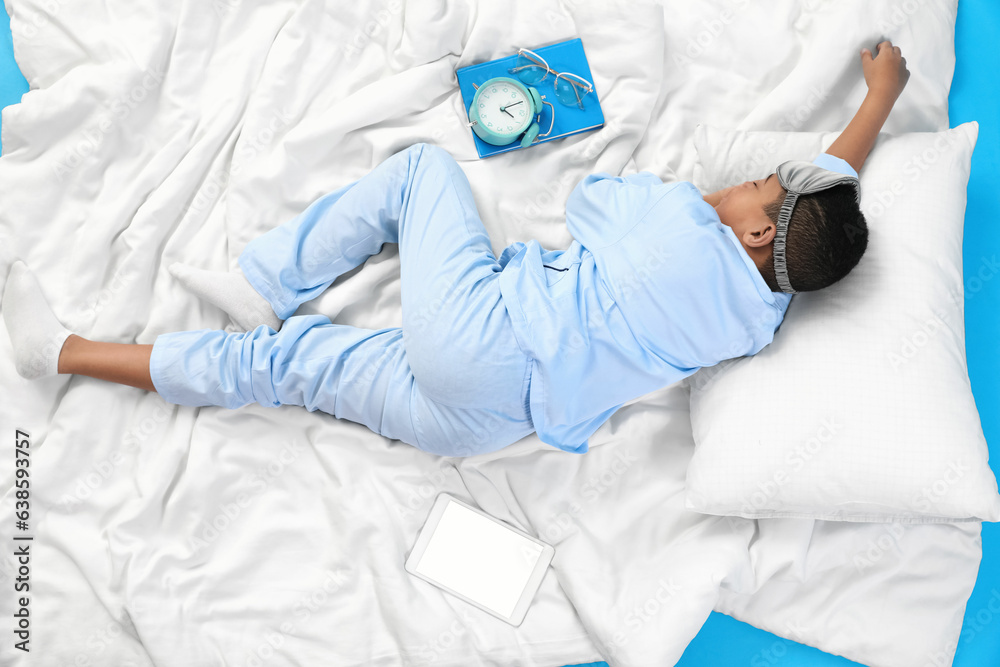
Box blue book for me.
[456,38,605,158]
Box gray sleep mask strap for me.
[773,191,800,294]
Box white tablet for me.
[403,493,555,626]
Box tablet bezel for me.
[403,493,555,627]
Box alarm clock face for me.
[475,82,532,138]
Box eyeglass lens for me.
[512,51,549,85]
[509,49,593,109]
[554,74,591,109]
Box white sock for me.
[1,261,74,379]
[168,262,283,332]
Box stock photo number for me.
[13,429,32,653]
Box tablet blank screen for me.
[414,500,543,618]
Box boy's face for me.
[713,173,787,261]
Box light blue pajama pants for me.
[149,143,534,457]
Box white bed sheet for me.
[0,1,982,666]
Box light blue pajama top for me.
[497,153,858,454]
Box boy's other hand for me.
[860,40,910,103]
[827,40,909,173]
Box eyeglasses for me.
[507,47,594,110]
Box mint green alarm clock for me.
[467,76,547,148]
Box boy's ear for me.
[743,216,776,248]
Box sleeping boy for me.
[1,42,909,457]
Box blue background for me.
[1,2,996,666]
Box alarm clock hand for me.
[501,99,523,118]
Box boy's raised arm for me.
[826,40,911,174]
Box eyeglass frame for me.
[507,47,594,110]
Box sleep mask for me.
[772,160,861,294]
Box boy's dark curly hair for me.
[759,183,869,293]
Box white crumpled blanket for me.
[0,1,980,666]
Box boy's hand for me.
[860,41,910,104]
[826,40,910,174]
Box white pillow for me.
[684,123,1000,523]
